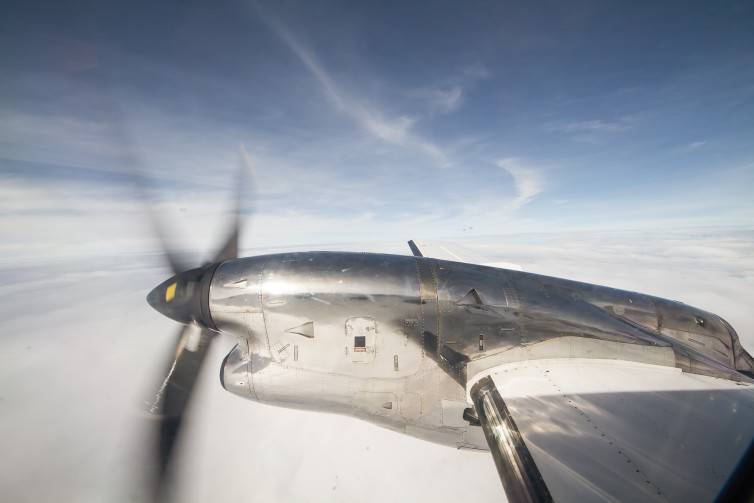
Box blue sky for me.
[2,1,754,260]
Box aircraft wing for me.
[407,240,523,271]
[467,358,754,502]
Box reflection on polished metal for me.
[149,238,754,500]
[205,249,754,448]
[471,376,552,503]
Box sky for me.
[2,1,754,501]
[1,0,754,262]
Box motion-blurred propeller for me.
[142,146,255,501]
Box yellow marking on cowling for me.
[165,282,177,302]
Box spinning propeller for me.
[143,146,254,501]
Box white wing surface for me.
[407,240,523,271]
[467,359,754,502]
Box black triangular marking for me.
[456,288,484,306]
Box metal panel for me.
[415,257,438,301]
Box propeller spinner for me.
[146,266,219,329]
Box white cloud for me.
[436,85,463,113]
[0,109,124,167]
[497,158,546,209]
[263,15,448,164]
[414,84,464,115]
[410,64,489,116]
[547,118,634,134]
[358,111,416,144]
[462,63,491,80]
[2,230,752,502]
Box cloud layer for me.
[2,230,752,502]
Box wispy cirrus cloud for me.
[497,158,546,209]
[546,118,636,143]
[420,84,463,115]
[410,64,489,116]
[263,15,447,163]
[548,119,633,134]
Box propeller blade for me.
[144,145,256,500]
[211,219,240,264]
[144,203,194,275]
[148,323,218,499]
[212,145,256,263]
[131,166,198,275]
